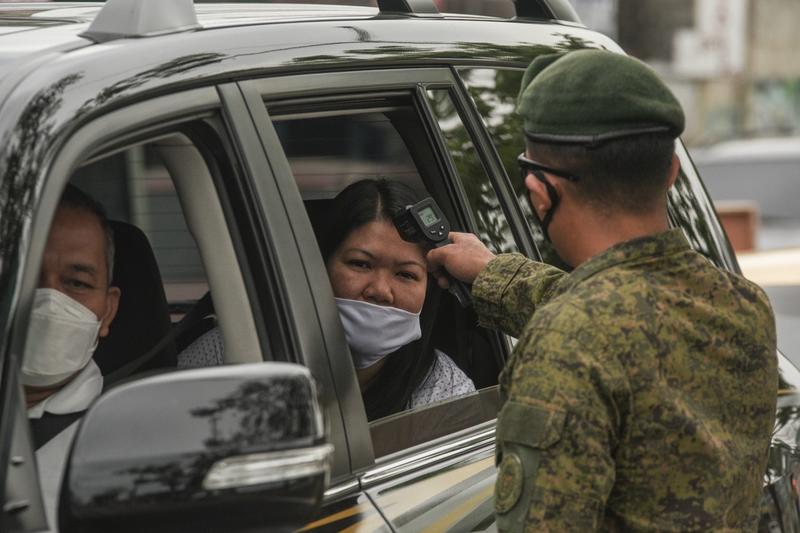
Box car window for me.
[424,88,518,254]
[71,146,207,319]
[66,129,266,369]
[457,67,569,268]
[266,91,507,456]
[17,107,281,530]
[669,144,740,270]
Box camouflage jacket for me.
[473,229,777,532]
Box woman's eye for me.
[397,271,419,281]
[347,260,370,270]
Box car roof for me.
[0,1,617,102]
[0,2,379,64]
[0,2,379,28]
[0,1,590,63]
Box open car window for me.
[15,98,286,529]
[66,126,265,374]
[266,88,510,456]
[71,146,208,321]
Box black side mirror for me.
[59,363,330,533]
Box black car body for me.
[1,1,799,531]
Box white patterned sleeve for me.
[177,327,225,368]
[408,350,476,409]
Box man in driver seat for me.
[24,184,120,525]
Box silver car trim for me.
[360,423,496,488]
[323,478,361,500]
[203,444,334,491]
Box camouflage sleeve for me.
[494,313,630,532]
[473,253,567,338]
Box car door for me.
[237,67,537,531]
[0,73,340,530]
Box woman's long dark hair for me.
[318,179,438,421]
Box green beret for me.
[517,49,685,146]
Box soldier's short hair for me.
[527,132,676,215]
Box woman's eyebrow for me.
[345,248,425,269]
[396,259,426,269]
[345,248,375,258]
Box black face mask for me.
[517,152,578,244]
[529,171,561,243]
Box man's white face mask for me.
[335,298,422,369]
[21,288,101,387]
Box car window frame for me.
[0,85,334,529]
[238,67,531,496]
[0,87,225,529]
[445,69,540,260]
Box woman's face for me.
[327,219,428,314]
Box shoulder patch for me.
[495,452,524,514]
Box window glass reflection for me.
[425,88,517,254]
[457,68,565,266]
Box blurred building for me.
[574,0,800,147]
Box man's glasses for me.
[517,153,580,183]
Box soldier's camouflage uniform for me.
[473,228,777,532]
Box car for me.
[1,1,799,532]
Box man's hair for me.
[58,184,115,284]
[528,132,676,214]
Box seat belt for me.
[103,292,213,390]
[31,411,85,450]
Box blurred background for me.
[7,0,799,362]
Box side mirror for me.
[59,363,330,533]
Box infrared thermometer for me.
[393,197,472,308]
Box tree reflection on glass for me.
[767,403,800,483]
[286,27,600,68]
[77,53,226,115]
[73,377,318,510]
[457,67,568,268]
[190,378,316,452]
[425,89,516,254]
[668,162,738,272]
[0,73,83,292]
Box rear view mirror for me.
[59,363,330,533]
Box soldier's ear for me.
[525,173,553,215]
[666,152,680,190]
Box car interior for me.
[270,97,507,390]
[68,131,264,385]
[268,95,509,453]
[41,91,509,459]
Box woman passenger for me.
[178,179,475,420]
[318,179,474,420]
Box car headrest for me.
[93,220,176,376]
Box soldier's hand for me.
[426,232,495,288]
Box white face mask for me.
[335,298,422,370]
[21,288,102,387]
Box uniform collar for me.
[561,228,690,291]
[27,360,103,419]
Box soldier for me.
[427,49,777,531]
